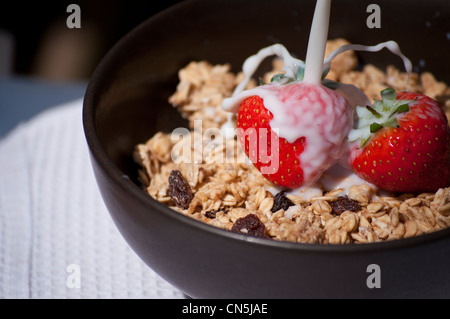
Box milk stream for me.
[303,0,331,85]
[220,0,412,197]
[323,41,413,85]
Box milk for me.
[303,0,331,85]
[220,0,412,193]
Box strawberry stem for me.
[348,88,416,147]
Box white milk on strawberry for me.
[221,0,413,192]
[223,0,352,185]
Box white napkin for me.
[0,99,184,299]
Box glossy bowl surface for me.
[83,0,450,298]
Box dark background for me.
[0,0,185,80]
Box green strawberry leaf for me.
[270,65,336,89]
[366,105,382,118]
[296,66,305,81]
[360,136,370,148]
[369,122,383,133]
[349,87,415,147]
[380,87,396,103]
[392,103,410,114]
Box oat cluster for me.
[134,39,450,244]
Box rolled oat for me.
[135,39,450,244]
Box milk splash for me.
[219,0,412,195]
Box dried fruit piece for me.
[231,214,266,238]
[205,210,218,219]
[271,191,295,213]
[330,196,361,215]
[168,170,193,209]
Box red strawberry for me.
[349,88,450,193]
[237,94,305,187]
[236,82,352,189]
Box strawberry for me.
[349,88,450,193]
[237,94,305,188]
[236,82,352,189]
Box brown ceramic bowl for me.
[83,0,450,298]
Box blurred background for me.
[0,0,184,136]
[1,0,185,80]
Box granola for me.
[134,39,450,244]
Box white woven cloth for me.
[0,99,184,299]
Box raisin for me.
[330,196,361,215]
[271,191,294,213]
[168,170,193,209]
[231,214,266,238]
[205,210,218,219]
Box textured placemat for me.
[0,99,184,299]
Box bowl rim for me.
[82,0,450,255]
